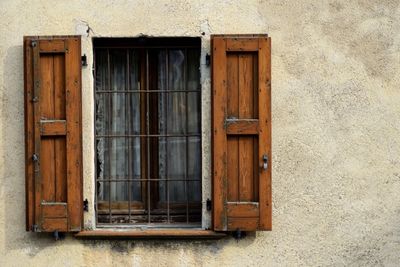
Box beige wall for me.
[1,0,400,266]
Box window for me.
[24,35,271,237]
[94,38,202,227]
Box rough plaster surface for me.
[1,0,400,266]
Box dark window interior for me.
[94,37,202,227]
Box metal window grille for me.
[94,38,202,227]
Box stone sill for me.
[75,229,226,240]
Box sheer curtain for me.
[95,48,201,210]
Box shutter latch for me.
[83,199,89,212]
[206,198,212,211]
[262,154,268,170]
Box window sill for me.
[75,229,226,240]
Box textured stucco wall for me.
[1,0,400,266]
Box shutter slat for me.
[24,36,83,232]
[212,35,271,232]
[212,37,228,230]
[258,37,272,230]
[65,37,83,231]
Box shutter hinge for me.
[205,53,211,66]
[81,54,88,67]
[232,228,246,240]
[32,153,39,162]
[206,198,212,211]
[31,41,37,47]
[83,199,89,212]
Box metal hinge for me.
[32,224,39,232]
[83,199,89,212]
[206,198,212,211]
[32,153,39,162]
[31,41,37,47]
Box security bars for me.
[94,38,202,227]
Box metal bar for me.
[184,48,189,223]
[126,48,132,223]
[96,223,202,228]
[96,134,201,138]
[93,45,99,225]
[146,49,151,223]
[95,89,200,93]
[107,48,112,223]
[95,45,199,49]
[166,48,170,224]
[97,178,201,182]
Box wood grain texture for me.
[65,37,83,231]
[226,38,259,52]
[42,204,67,218]
[212,37,228,231]
[212,35,271,232]
[226,54,239,202]
[226,119,259,135]
[24,37,34,231]
[238,54,255,202]
[258,37,272,230]
[24,36,82,232]
[39,39,65,53]
[227,203,259,217]
[40,120,66,136]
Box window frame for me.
[92,37,204,229]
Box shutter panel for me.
[212,35,271,231]
[24,36,83,232]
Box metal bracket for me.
[262,154,268,170]
[32,224,38,232]
[31,41,37,47]
[81,54,88,67]
[206,198,212,211]
[83,198,89,212]
[32,154,39,162]
[232,228,246,240]
[205,53,210,66]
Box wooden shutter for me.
[212,35,271,231]
[24,36,83,232]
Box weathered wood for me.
[227,217,259,231]
[39,39,65,53]
[24,37,34,231]
[226,54,239,202]
[226,38,259,52]
[25,36,82,232]
[53,54,67,202]
[42,204,67,218]
[40,120,67,136]
[212,37,228,231]
[41,218,68,232]
[212,34,271,232]
[258,37,272,230]
[65,37,83,231]
[226,119,259,135]
[32,37,42,230]
[227,203,259,218]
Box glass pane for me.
[188,136,201,180]
[95,49,108,91]
[188,181,201,202]
[167,50,186,134]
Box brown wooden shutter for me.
[24,36,83,232]
[212,35,271,231]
